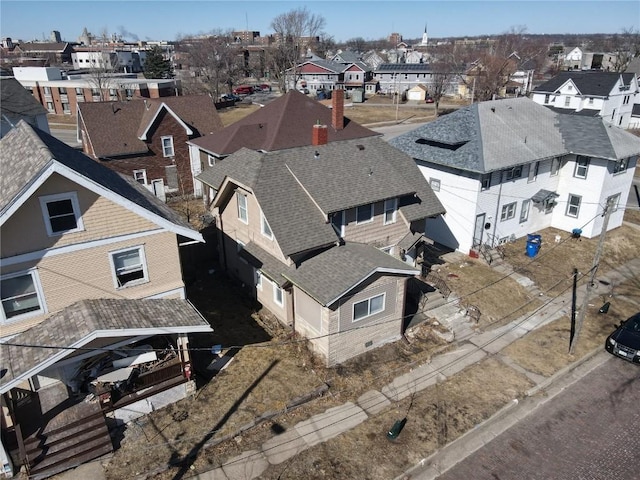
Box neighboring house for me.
[13,66,182,116]
[373,63,460,97]
[188,89,378,196]
[531,71,639,128]
[11,42,74,65]
[0,77,49,137]
[78,95,223,199]
[195,105,445,365]
[390,97,640,255]
[508,55,536,96]
[0,121,212,477]
[285,58,347,94]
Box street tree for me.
[143,45,173,79]
[606,27,640,72]
[176,30,244,98]
[268,7,326,92]
[85,28,122,101]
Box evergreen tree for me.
[143,46,173,79]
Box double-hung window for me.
[133,169,147,184]
[519,199,530,223]
[356,204,373,224]
[1,270,46,321]
[501,202,517,221]
[550,157,561,176]
[481,174,491,190]
[527,162,539,183]
[110,246,148,288]
[505,166,522,181]
[574,156,589,178]
[161,136,174,157]
[39,192,84,236]
[566,194,581,217]
[353,293,385,322]
[383,199,397,225]
[273,281,284,307]
[236,191,248,223]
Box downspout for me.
[492,172,503,247]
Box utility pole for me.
[569,196,615,354]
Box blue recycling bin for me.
[526,234,541,257]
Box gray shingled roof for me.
[1,77,48,118]
[0,298,212,393]
[239,242,294,287]
[389,97,640,174]
[188,90,378,156]
[533,71,635,96]
[197,137,445,256]
[283,242,419,306]
[0,121,200,237]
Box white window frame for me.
[1,269,47,323]
[566,194,581,218]
[574,156,589,179]
[273,281,284,307]
[207,154,216,167]
[564,96,571,107]
[356,204,374,225]
[236,191,248,223]
[550,157,561,176]
[161,135,174,157]
[109,246,149,289]
[527,162,539,183]
[505,166,522,181]
[261,211,273,239]
[481,174,491,190]
[331,211,345,237]
[429,178,441,192]
[39,192,84,236]
[133,169,147,184]
[500,202,517,221]
[353,293,385,322]
[383,198,397,225]
[519,199,530,223]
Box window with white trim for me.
[566,194,581,217]
[161,136,174,157]
[261,211,273,238]
[574,156,589,178]
[505,166,522,181]
[429,178,441,192]
[564,97,571,107]
[110,246,148,288]
[613,157,628,174]
[527,162,539,183]
[550,157,561,176]
[519,199,530,223]
[353,293,385,322]
[383,198,397,225]
[273,282,284,307]
[133,169,147,184]
[500,202,517,221]
[481,174,491,190]
[1,270,46,322]
[39,192,84,236]
[236,191,248,223]
[207,154,216,167]
[356,204,373,224]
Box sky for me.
[1,0,639,44]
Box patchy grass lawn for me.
[501,225,640,297]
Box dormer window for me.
[161,136,174,157]
[613,157,629,174]
[383,199,397,224]
[574,156,590,179]
[356,204,374,224]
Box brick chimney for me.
[332,88,344,131]
[312,123,328,146]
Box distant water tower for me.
[50,30,61,42]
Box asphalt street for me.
[425,355,640,480]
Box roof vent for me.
[491,107,495,113]
[314,150,320,159]
[356,144,365,150]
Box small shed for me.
[407,84,428,101]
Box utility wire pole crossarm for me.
[569,196,615,354]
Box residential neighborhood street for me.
[420,353,640,480]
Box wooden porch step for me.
[24,414,109,457]
[28,440,112,480]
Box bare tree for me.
[314,34,336,59]
[345,37,367,53]
[429,44,465,116]
[85,29,122,101]
[607,27,640,72]
[175,30,245,98]
[268,7,326,92]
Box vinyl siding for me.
[342,200,408,250]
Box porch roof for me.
[0,298,212,394]
[531,189,559,204]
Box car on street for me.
[220,93,241,102]
[425,96,434,103]
[605,312,640,363]
[233,85,254,95]
[254,84,271,92]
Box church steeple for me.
[421,24,428,46]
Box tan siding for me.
[256,279,291,326]
[343,201,408,250]
[1,173,160,258]
[295,288,330,360]
[1,232,184,337]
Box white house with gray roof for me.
[390,97,640,255]
[532,71,639,129]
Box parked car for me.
[233,85,254,95]
[425,96,434,104]
[297,87,309,94]
[220,93,241,102]
[254,84,271,92]
[605,312,640,363]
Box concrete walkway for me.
[184,257,640,480]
